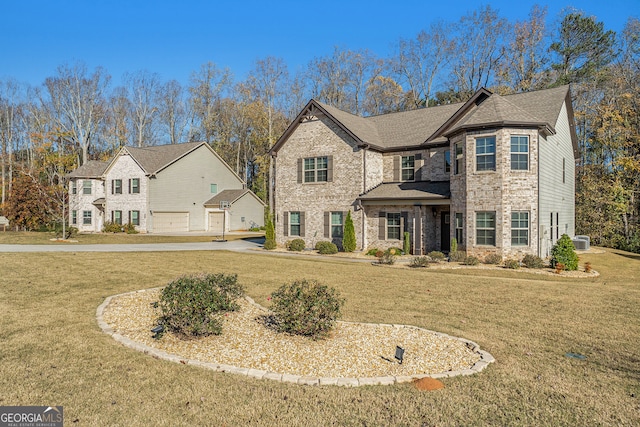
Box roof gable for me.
[203,189,266,207]
[66,160,109,179]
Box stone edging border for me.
[96,289,495,387]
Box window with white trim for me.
[112,179,122,194]
[445,150,451,173]
[289,211,301,236]
[129,178,140,194]
[304,156,328,183]
[454,143,463,175]
[386,212,401,240]
[511,136,529,170]
[72,210,77,225]
[511,211,529,246]
[112,210,122,225]
[476,212,496,246]
[71,181,77,195]
[401,155,415,181]
[82,180,92,195]
[83,210,92,225]
[331,211,343,238]
[476,136,496,171]
[455,213,463,244]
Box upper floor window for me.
[511,211,529,246]
[445,150,451,173]
[210,183,218,194]
[476,211,496,246]
[82,180,92,195]
[129,178,140,194]
[454,143,463,175]
[401,155,415,181]
[112,179,122,194]
[304,156,328,183]
[476,136,496,171]
[72,210,77,225]
[71,181,77,195]
[511,136,529,171]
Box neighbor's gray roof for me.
[273,85,570,153]
[66,160,109,178]
[358,181,451,201]
[204,189,252,206]
[124,141,204,174]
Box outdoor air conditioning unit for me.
[572,235,590,251]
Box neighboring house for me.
[270,85,578,258]
[67,141,265,233]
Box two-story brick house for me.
[269,85,577,258]
[67,141,265,233]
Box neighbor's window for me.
[289,211,301,236]
[72,210,77,225]
[112,210,122,225]
[445,150,451,173]
[476,211,496,246]
[386,212,401,240]
[476,136,496,171]
[304,156,328,183]
[511,211,529,246]
[331,211,343,238]
[83,210,92,225]
[112,179,122,194]
[454,143,463,175]
[401,155,415,181]
[130,210,140,226]
[129,178,140,194]
[455,213,463,244]
[71,181,77,195]
[511,136,529,171]
[210,183,217,194]
[82,180,92,195]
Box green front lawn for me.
[0,231,263,244]
[0,248,638,426]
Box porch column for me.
[414,205,422,255]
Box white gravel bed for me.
[101,289,482,379]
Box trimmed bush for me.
[428,251,446,262]
[264,215,276,250]
[504,259,520,269]
[124,222,138,234]
[157,273,244,337]
[270,279,345,339]
[522,254,545,269]
[315,241,338,254]
[403,232,411,255]
[409,256,430,268]
[463,256,480,266]
[448,250,466,262]
[263,239,277,250]
[551,234,579,271]
[366,248,380,256]
[103,221,122,233]
[450,237,458,253]
[287,238,306,252]
[484,253,502,265]
[342,211,356,252]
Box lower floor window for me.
[112,210,122,225]
[476,211,496,246]
[72,210,77,225]
[83,210,92,225]
[331,212,343,238]
[455,213,463,244]
[387,212,401,240]
[130,210,140,226]
[289,211,301,236]
[511,211,529,246]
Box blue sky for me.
[1,0,637,88]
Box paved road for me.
[0,238,264,253]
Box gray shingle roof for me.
[124,141,204,174]
[203,189,251,206]
[358,181,450,201]
[66,160,109,178]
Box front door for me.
[441,211,450,251]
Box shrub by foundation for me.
[504,259,520,269]
[409,256,430,268]
[448,250,466,262]
[551,234,579,271]
[463,256,480,266]
[287,238,305,252]
[484,253,502,265]
[522,254,545,269]
[428,251,446,262]
[315,241,338,254]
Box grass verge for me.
[0,248,638,426]
[0,231,263,245]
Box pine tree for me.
[342,211,356,252]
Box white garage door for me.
[153,212,189,233]
[208,211,224,233]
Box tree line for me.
[0,5,638,253]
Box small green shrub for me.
[387,247,404,256]
[342,211,356,252]
[522,254,545,269]
[403,232,411,255]
[287,238,306,252]
[484,253,502,265]
[270,279,344,339]
[409,256,430,268]
[263,239,277,250]
[551,234,579,271]
[263,214,276,249]
[366,248,380,256]
[504,259,520,269]
[463,256,480,266]
[124,222,138,234]
[157,273,244,337]
[450,237,458,253]
[103,221,122,233]
[427,251,446,262]
[448,250,466,262]
[315,241,338,254]
[377,251,396,265]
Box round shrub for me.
[448,250,466,262]
[428,251,446,262]
[287,238,306,252]
[551,234,579,271]
[522,254,545,269]
[387,247,404,256]
[504,259,520,269]
[463,256,480,266]
[315,241,338,254]
[366,248,380,256]
[484,253,502,265]
[409,256,430,268]
[270,279,345,339]
[157,273,244,337]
